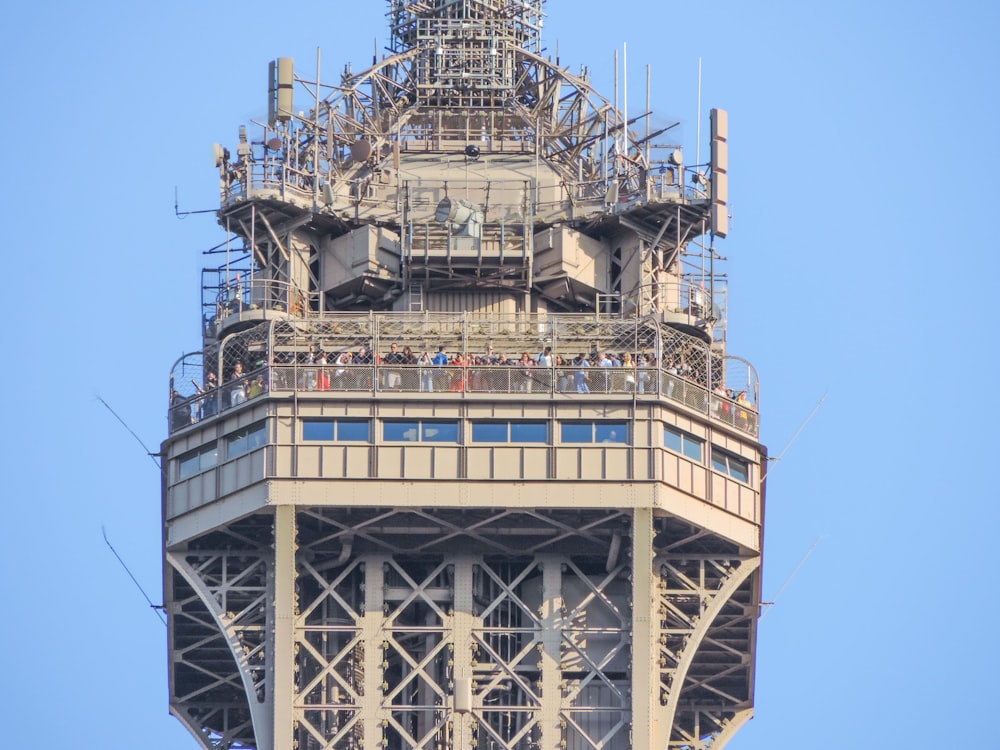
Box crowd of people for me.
[170,341,756,431]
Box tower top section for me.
[387,0,545,107]
[388,0,544,54]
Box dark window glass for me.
[228,423,267,459]
[337,420,370,442]
[472,422,508,442]
[177,443,217,480]
[728,456,750,483]
[511,422,548,443]
[303,421,335,441]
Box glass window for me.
[711,447,750,483]
[664,425,703,461]
[561,423,593,443]
[303,421,335,441]
[510,422,548,443]
[384,421,420,442]
[304,419,370,442]
[472,422,508,442]
[561,421,629,444]
[228,422,267,459]
[595,422,628,443]
[337,420,370,442]
[472,421,549,443]
[384,420,459,443]
[422,421,459,442]
[177,443,217,480]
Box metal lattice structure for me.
[163,3,764,750]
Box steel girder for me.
[166,506,758,750]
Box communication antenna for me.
[174,187,217,218]
[96,395,161,471]
[762,391,828,482]
[102,526,167,626]
[696,57,702,165]
[759,536,825,619]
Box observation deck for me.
[170,312,757,439]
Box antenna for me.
[759,536,826,619]
[696,57,702,165]
[96,395,161,471]
[103,526,167,625]
[174,187,217,218]
[762,391,828,482]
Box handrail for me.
[169,361,758,438]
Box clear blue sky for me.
[2,2,997,747]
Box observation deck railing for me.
[169,361,757,437]
[170,313,758,435]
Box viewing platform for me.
[169,311,758,437]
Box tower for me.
[163,3,764,750]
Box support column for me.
[361,556,388,749]
[451,555,475,750]
[631,508,661,750]
[538,555,563,750]
[271,505,297,750]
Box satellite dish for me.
[668,149,683,166]
[266,137,282,151]
[464,144,481,159]
[350,139,373,162]
[212,143,226,168]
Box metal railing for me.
[168,313,759,436]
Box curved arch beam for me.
[659,557,760,741]
[168,551,272,750]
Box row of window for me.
[664,425,750,482]
[177,420,750,484]
[303,419,630,445]
[177,422,267,480]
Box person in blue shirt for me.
[432,345,449,391]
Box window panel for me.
[177,443,217,480]
[665,425,703,461]
[472,421,549,443]
[510,422,548,443]
[228,422,267,459]
[337,420,370,442]
[595,422,628,443]
[561,423,593,443]
[472,422,508,442]
[303,421,335,441]
[711,447,750,483]
[384,421,420,442]
[422,421,458,442]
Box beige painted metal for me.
[630,508,660,750]
[164,3,763,749]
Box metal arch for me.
[292,42,645,184]
[170,705,229,750]
[168,550,271,748]
[722,354,760,409]
[705,707,753,750]
[658,556,760,745]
